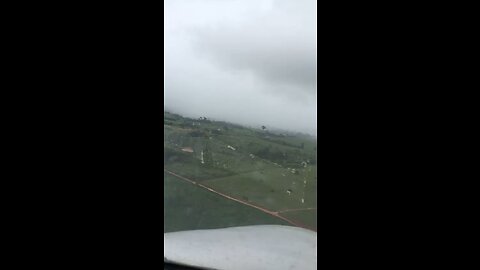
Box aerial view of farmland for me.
[164,111,317,233]
[164,1,317,268]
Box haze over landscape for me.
[165,0,317,135]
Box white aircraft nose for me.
[164,225,317,270]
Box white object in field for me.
[227,145,236,151]
[181,147,194,153]
[200,151,204,164]
[164,225,316,270]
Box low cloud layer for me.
[165,0,317,135]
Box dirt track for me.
[164,168,316,232]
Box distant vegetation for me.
[164,111,316,167]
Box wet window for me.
[164,0,317,234]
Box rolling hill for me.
[164,111,317,232]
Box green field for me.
[164,173,289,233]
[164,111,317,232]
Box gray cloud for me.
[193,0,316,92]
[165,0,317,135]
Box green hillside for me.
[164,111,317,232]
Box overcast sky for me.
[165,0,317,135]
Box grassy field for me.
[164,173,289,233]
[164,111,317,232]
